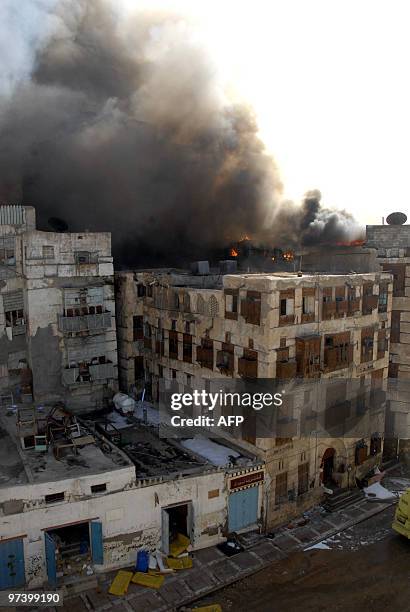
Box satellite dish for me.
[386,212,407,225]
[48,217,68,232]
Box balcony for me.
[347,298,361,315]
[197,346,214,370]
[324,345,354,371]
[216,350,234,375]
[9,324,26,336]
[362,294,378,314]
[301,312,315,323]
[58,312,111,333]
[276,360,297,379]
[238,357,258,379]
[335,299,348,316]
[279,314,295,326]
[62,362,115,386]
[322,301,336,319]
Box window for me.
[42,245,54,259]
[135,356,144,380]
[133,315,143,340]
[302,295,314,314]
[171,369,177,379]
[279,290,295,324]
[391,311,401,343]
[275,472,288,505]
[370,435,382,455]
[378,284,388,313]
[45,492,65,504]
[137,283,146,297]
[183,334,192,363]
[248,338,254,349]
[171,320,177,331]
[186,373,192,386]
[225,289,239,320]
[298,462,309,495]
[241,291,261,325]
[75,251,91,265]
[361,328,375,363]
[91,483,107,494]
[197,338,214,370]
[382,263,406,297]
[225,332,232,343]
[5,309,25,329]
[280,337,287,348]
[185,321,191,334]
[158,365,163,378]
[168,331,179,360]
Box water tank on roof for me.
[386,212,407,225]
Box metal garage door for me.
[228,487,259,532]
[0,538,25,589]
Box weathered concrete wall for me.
[0,469,227,587]
[366,224,410,249]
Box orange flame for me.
[239,234,251,242]
[335,239,365,247]
[282,250,294,262]
[230,248,238,257]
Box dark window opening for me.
[45,492,65,504]
[91,483,107,494]
[133,315,143,340]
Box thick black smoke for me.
[0,0,362,267]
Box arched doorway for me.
[321,448,336,486]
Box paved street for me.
[199,505,410,612]
[51,495,396,612]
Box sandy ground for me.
[196,505,410,612]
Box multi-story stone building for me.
[366,220,410,459]
[116,266,393,528]
[0,205,117,410]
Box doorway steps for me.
[322,487,364,512]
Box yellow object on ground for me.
[108,570,134,596]
[392,489,410,537]
[132,571,165,589]
[169,533,190,557]
[166,556,193,570]
[193,605,222,612]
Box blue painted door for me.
[228,487,259,532]
[0,538,25,590]
[91,521,103,565]
[45,533,57,587]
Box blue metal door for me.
[91,521,103,565]
[0,538,25,590]
[45,532,57,587]
[228,487,259,532]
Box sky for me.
[2,0,409,226]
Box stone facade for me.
[366,223,410,459]
[115,268,393,528]
[0,205,118,410]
